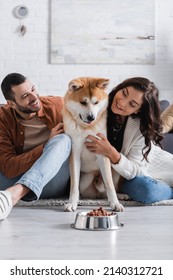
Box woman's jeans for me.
[0,134,71,201]
[121,176,173,204]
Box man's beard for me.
[15,97,41,114]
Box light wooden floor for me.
[0,205,173,260]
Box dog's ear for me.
[96,79,110,89]
[68,80,84,92]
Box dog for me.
[63,77,124,212]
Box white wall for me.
[0,0,173,103]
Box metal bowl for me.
[71,211,123,231]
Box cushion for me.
[160,100,170,112]
[161,104,173,133]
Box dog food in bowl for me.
[86,207,115,216]
[71,207,123,231]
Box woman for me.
[85,77,173,204]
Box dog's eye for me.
[94,101,99,105]
[80,101,87,106]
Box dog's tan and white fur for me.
[63,77,124,212]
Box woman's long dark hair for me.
[108,77,163,161]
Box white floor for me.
[0,205,173,260]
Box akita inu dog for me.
[63,77,124,212]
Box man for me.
[0,73,71,220]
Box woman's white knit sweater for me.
[111,116,173,187]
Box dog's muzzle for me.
[79,114,95,123]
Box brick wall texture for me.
[0,0,173,103]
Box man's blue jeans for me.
[0,134,71,201]
[122,176,173,204]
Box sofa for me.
[160,100,173,154]
[161,130,173,154]
[0,100,172,154]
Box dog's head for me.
[64,77,109,127]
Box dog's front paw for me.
[110,202,124,212]
[64,203,77,212]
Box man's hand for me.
[48,122,64,140]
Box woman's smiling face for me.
[111,86,144,116]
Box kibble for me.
[86,207,115,216]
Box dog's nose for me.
[87,114,95,122]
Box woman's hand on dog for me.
[85,133,121,164]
